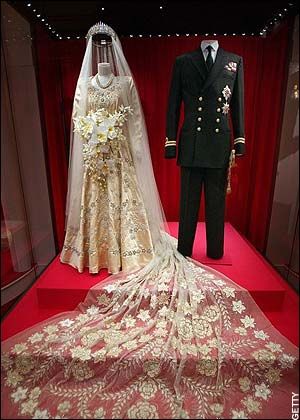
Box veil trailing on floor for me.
[1,22,299,419]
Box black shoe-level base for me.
[177,166,227,259]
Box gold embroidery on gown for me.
[60,76,154,274]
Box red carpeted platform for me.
[1,223,299,346]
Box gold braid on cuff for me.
[165,137,176,147]
[234,137,245,145]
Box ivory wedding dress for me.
[1,22,298,419]
[60,74,154,274]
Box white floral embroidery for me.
[213,279,226,286]
[127,401,159,419]
[33,409,50,419]
[11,386,28,402]
[28,333,44,344]
[255,382,271,400]
[57,401,71,413]
[232,300,246,314]
[254,330,269,340]
[241,315,256,329]
[123,315,136,328]
[11,344,27,355]
[157,282,169,292]
[86,305,100,316]
[279,354,296,369]
[210,403,224,416]
[137,309,151,322]
[59,319,75,328]
[94,407,106,418]
[103,283,117,293]
[265,342,283,353]
[223,287,236,298]
[235,327,247,336]
[71,346,92,361]
[231,409,249,419]
[192,290,206,303]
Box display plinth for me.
[36,223,285,312]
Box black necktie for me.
[206,45,214,72]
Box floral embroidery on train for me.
[1,256,297,419]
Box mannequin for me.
[92,62,114,89]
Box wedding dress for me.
[60,74,154,274]
[1,23,298,419]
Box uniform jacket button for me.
[218,97,222,102]
[199,96,203,101]
[217,108,221,112]
[215,128,220,133]
[197,127,201,131]
[198,106,202,111]
[216,118,220,123]
[197,116,202,121]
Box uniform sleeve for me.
[165,57,182,159]
[231,57,245,156]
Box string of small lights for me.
[24,2,296,40]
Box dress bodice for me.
[87,76,123,112]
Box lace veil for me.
[65,22,167,248]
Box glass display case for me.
[1,1,56,314]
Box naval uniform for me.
[165,42,245,258]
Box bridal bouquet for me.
[73,105,132,147]
[73,106,132,180]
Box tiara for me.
[86,22,117,40]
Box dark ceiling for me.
[8,0,299,39]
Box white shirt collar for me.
[201,40,219,53]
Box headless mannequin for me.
[92,62,114,89]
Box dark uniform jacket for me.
[165,47,245,167]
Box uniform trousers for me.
[177,166,228,259]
